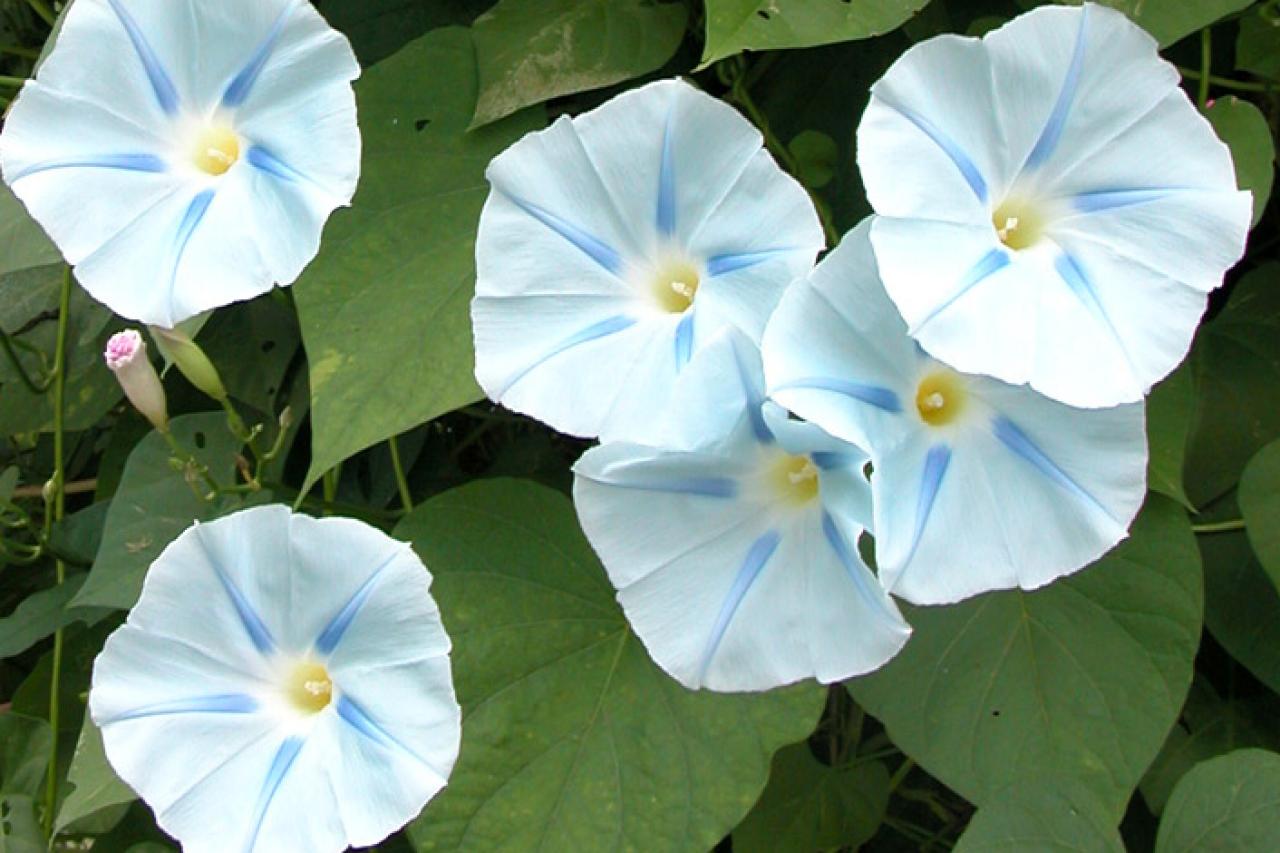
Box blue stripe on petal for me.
[821,511,889,615]
[914,248,1009,332]
[1070,188,1173,213]
[246,145,304,182]
[222,4,294,108]
[336,695,436,767]
[878,97,987,202]
[1024,5,1089,171]
[587,474,739,499]
[497,314,636,396]
[697,530,782,684]
[705,249,789,277]
[314,552,398,655]
[168,190,216,309]
[811,451,861,471]
[504,194,623,273]
[102,693,259,723]
[1054,251,1134,370]
[906,444,951,566]
[9,154,167,182]
[726,339,773,445]
[105,0,180,115]
[657,109,677,236]
[244,736,305,853]
[674,312,694,372]
[197,526,276,655]
[775,378,903,413]
[992,415,1114,520]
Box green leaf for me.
[0,184,59,278]
[71,413,245,611]
[1140,677,1280,815]
[0,266,120,436]
[197,295,300,416]
[394,478,824,852]
[702,0,930,65]
[1240,439,1280,592]
[1081,0,1254,47]
[319,0,494,65]
[954,777,1123,852]
[0,468,16,503]
[294,27,543,492]
[0,574,88,658]
[471,0,687,128]
[1147,364,1195,509]
[0,796,44,853]
[1200,527,1280,695]
[733,744,888,852]
[54,716,135,836]
[787,130,839,190]
[850,496,1202,818]
[1235,4,1280,81]
[1205,96,1275,227]
[1185,263,1280,507]
[0,715,51,799]
[1155,749,1280,852]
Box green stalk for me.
[41,266,72,838]
[387,434,414,513]
[1192,518,1246,534]
[1198,28,1212,109]
[23,0,55,26]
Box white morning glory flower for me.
[573,332,910,691]
[0,0,360,328]
[473,78,824,443]
[763,219,1147,606]
[90,505,460,853]
[857,2,1251,408]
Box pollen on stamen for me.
[191,126,241,177]
[915,370,968,427]
[991,198,1045,251]
[650,258,701,313]
[768,453,820,507]
[285,660,333,714]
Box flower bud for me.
[104,330,168,432]
[148,325,227,402]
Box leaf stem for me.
[387,434,413,513]
[0,325,53,394]
[1178,66,1276,94]
[23,0,55,26]
[1192,518,1246,534]
[0,74,28,87]
[1198,28,1212,109]
[41,265,72,838]
[888,756,915,793]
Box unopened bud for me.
[104,330,169,432]
[149,325,227,402]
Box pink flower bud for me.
[104,330,168,432]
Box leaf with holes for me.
[197,294,300,416]
[70,413,246,611]
[1155,749,1280,852]
[294,27,543,492]
[850,496,1202,818]
[701,0,930,66]
[470,0,688,128]
[395,478,824,852]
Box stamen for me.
[915,371,968,427]
[769,454,820,507]
[992,198,1044,251]
[285,660,333,714]
[650,258,701,313]
[191,125,241,177]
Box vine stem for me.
[1192,518,1246,534]
[1198,28,1212,109]
[23,0,55,26]
[42,266,72,838]
[1178,66,1275,94]
[387,435,414,513]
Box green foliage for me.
[1201,527,1280,695]
[1236,4,1280,79]
[0,186,57,278]
[1240,439,1280,590]
[1146,365,1196,508]
[294,27,543,492]
[0,715,51,800]
[953,778,1123,852]
[1087,0,1256,45]
[71,414,246,611]
[470,0,688,127]
[54,717,134,836]
[851,497,1203,818]
[701,0,931,65]
[733,742,889,852]
[395,479,824,852]
[1155,749,1280,852]
[1205,96,1276,226]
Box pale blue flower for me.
[763,220,1147,605]
[0,0,361,327]
[573,332,910,691]
[473,79,824,443]
[857,2,1250,407]
[90,506,460,853]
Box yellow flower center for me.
[650,258,701,313]
[769,453,820,507]
[915,370,968,427]
[991,197,1045,251]
[285,660,333,714]
[191,125,240,176]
